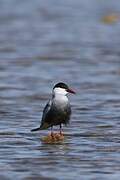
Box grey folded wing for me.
[41,100,51,123]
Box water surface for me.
[0,0,120,179]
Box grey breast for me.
[50,97,71,125]
[40,97,71,127]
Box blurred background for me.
[0,0,120,179]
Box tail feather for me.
[31,127,41,132]
[31,122,50,132]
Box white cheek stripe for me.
[54,87,67,95]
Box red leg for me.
[51,126,54,138]
[60,124,62,135]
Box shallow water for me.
[0,0,120,179]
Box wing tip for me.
[31,127,40,132]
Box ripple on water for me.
[0,0,120,179]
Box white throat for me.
[52,87,68,105]
[53,87,68,97]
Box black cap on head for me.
[53,82,68,90]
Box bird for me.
[31,82,75,136]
